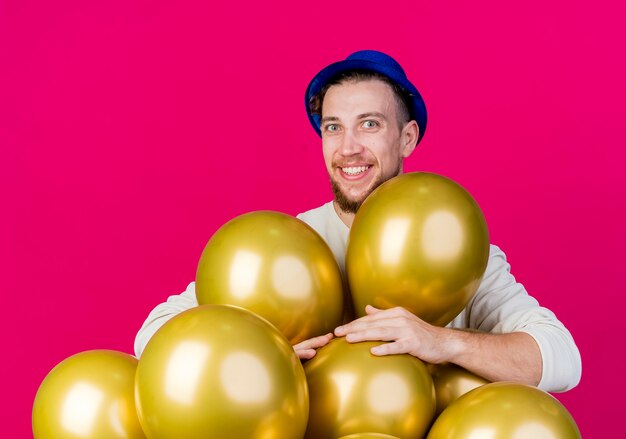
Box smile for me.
[341,166,371,176]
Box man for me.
[135,50,581,392]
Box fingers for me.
[365,304,381,315]
[335,315,409,337]
[335,306,414,336]
[293,333,334,360]
[293,333,333,351]
[365,305,407,316]
[296,349,317,360]
[344,326,401,343]
[371,340,410,356]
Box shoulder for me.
[484,244,512,275]
[296,201,333,220]
[489,244,506,262]
[296,201,334,229]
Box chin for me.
[330,168,391,213]
[332,185,372,214]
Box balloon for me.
[196,210,344,344]
[427,362,489,415]
[304,338,435,439]
[338,434,402,439]
[135,304,308,439]
[32,350,145,439]
[346,172,490,327]
[427,382,581,438]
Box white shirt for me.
[134,201,581,392]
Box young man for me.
[135,50,581,392]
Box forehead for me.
[322,79,397,118]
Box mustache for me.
[332,157,378,168]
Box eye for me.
[362,120,378,129]
[325,124,339,133]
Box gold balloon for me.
[304,338,435,439]
[32,350,145,439]
[427,382,581,438]
[346,172,490,326]
[196,210,344,344]
[338,434,402,439]
[135,304,309,439]
[427,362,489,415]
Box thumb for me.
[365,304,381,315]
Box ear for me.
[401,120,419,158]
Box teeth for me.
[342,166,369,175]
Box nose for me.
[338,129,365,156]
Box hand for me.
[293,333,334,360]
[334,305,454,364]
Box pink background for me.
[2,0,624,437]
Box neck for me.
[333,201,355,228]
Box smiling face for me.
[321,78,419,214]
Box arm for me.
[133,282,198,357]
[134,281,334,360]
[336,245,582,392]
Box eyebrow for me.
[357,112,387,120]
[320,112,387,124]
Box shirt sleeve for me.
[133,282,198,358]
[463,245,582,392]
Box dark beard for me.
[331,178,363,214]
[330,161,401,214]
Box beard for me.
[330,160,402,214]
